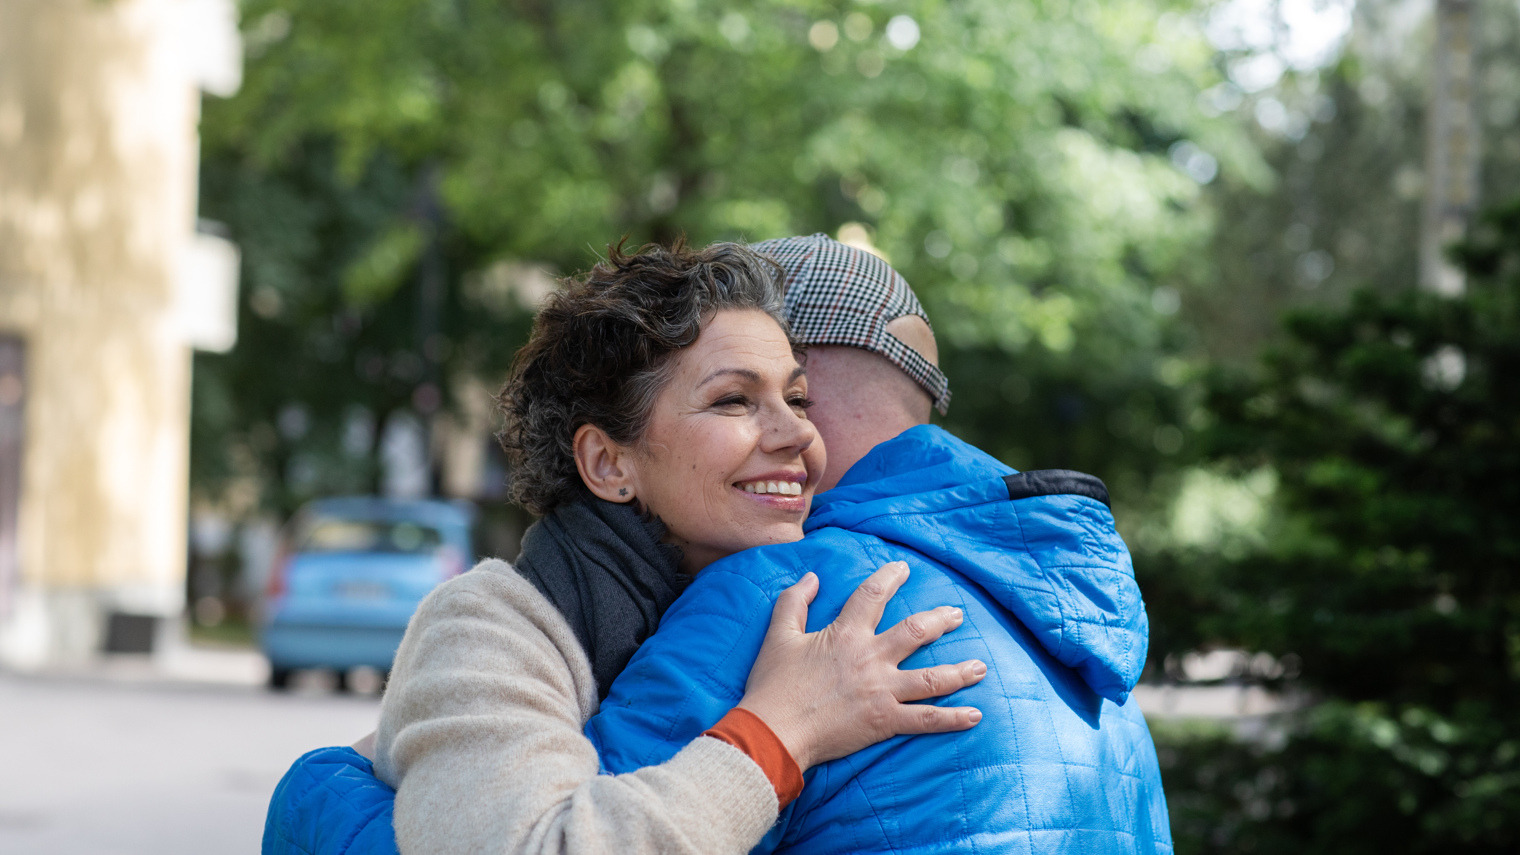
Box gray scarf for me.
[513,496,687,700]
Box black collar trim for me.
[1003,470,1111,509]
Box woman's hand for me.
[351,731,377,760]
[735,561,985,771]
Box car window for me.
[298,519,444,554]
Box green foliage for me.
[1154,200,1520,852]
[195,0,1255,515]
[1191,0,1520,363]
[193,144,537,512]
[1159,701,1520,854]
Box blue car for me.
[259,497,474,691]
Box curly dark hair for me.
[496,239,793,515]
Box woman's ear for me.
[573,423,637,503]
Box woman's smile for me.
[734,470,809,512]
[736,475,806,497]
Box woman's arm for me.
[374,559,980,855]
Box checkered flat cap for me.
[751,233,951,414]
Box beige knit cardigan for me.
[374,559,780,855]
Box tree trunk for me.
[1420,0,1481,294]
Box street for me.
[0,645,1289,855]
[0,657,380,855]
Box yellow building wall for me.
[0,0,202,664]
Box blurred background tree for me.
[1191,0,1520,362]
[193,0,1260,525]
[1132,3,1520,849]
[1151,197,1520,854]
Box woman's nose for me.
[761,402,816,454]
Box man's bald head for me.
[749,234,950,490]
[804,315,940,490]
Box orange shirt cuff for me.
[703,707,805,809]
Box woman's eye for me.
[789,396,816,411]
[713,395,749,409]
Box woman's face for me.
[624,308,825,573]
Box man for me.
[588,233,1170,852]
[264,235,1170,854]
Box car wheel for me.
[268,667,293,691]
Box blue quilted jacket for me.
[587,424,1171,853]
[263,425,1170,854]
[263,746,397,855]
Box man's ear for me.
[573,423,637,503]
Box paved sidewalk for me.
[31,644,271,689]
[0,637,1292,855]
[1133,682,1293,719]
[0,650,379,855]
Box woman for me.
[362,241,985,854]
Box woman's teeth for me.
[740,480,803,496]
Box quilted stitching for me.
[264,747,397,855]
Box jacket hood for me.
[806,425,1148,702]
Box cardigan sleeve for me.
[704,708,805,807]
[585,551,805,855]
[373,560,779,855]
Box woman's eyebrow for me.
[696,365,806,388]
[697,367,762,388]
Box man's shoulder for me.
[695,527,884,594]
[840,424,1008,481]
